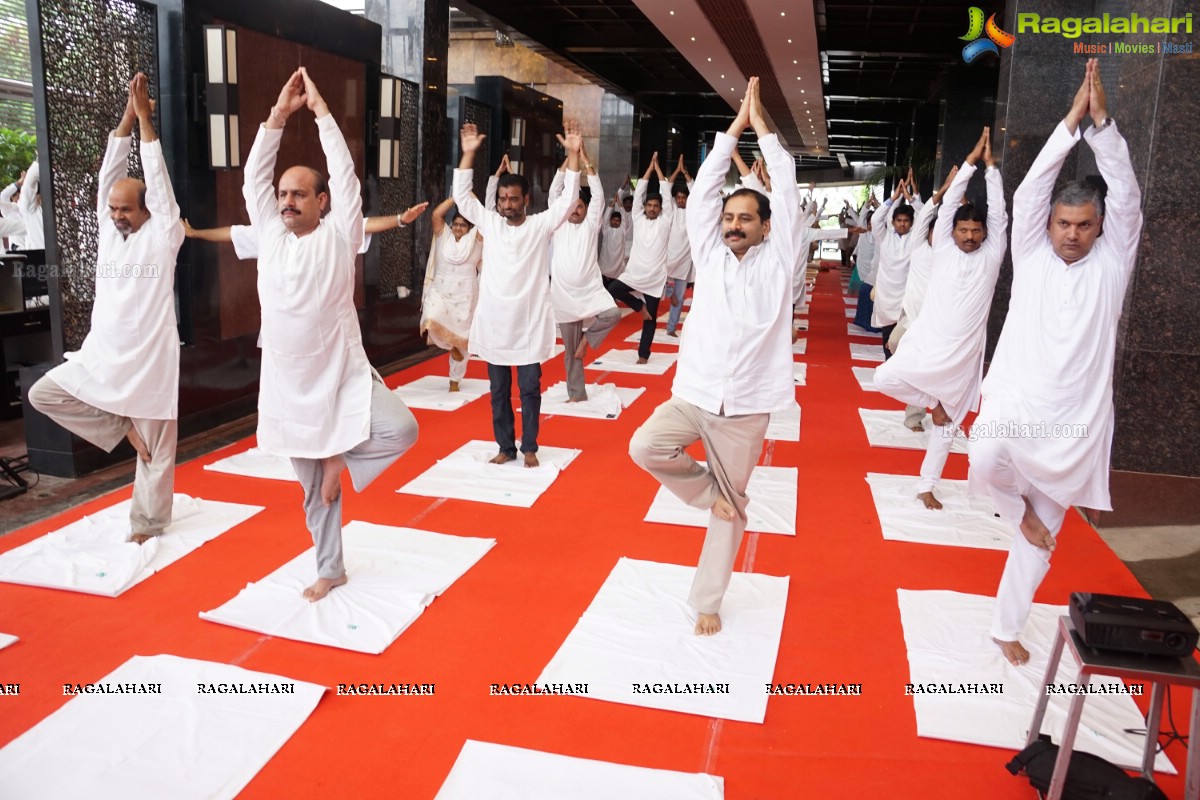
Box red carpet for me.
[0,264,1189,798]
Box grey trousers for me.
[559,307,621,401]
[28,375,177,537]
[629,397,768,615]
[290,377,419,579]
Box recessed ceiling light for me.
[780,10,786,15]
[669,10,674,14]
[800,90,805,93]
[796,76,801,80]
[803,101,808,105]
[720,74,724,78]
[793,60,798,64]
[707,57,712,61]
[787,38,792,43]
[690,36,696,41]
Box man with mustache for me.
[452,118,582,467]
[243,67,419,601]
[629,77,798,636]
[969,59,1142,666]
[873,127,1008,511]
[28,73,183,545]
[606,151,676,364]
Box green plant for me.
[861,142,938,194]
[0,127,37,186]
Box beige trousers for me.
[629,397,768,614]
[28,375,177,537]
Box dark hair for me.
[1052,176,1106,217]
[645,193,663,206]
[953,202,987,226]
[447,205,473,229]
[578,186,592,205]
[137,184,147,211]
[893,203,915,222]
[497,173,529,196]
[721,188,772,222]
[672,182,689,198]
[609,210,622,220]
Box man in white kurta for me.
[662,158,693,337]
[874,129,1007,510]
[548,166,620,402]
[244,68,419,601]
[597,199,627,286]
[870,180,925,353]
[0,179,26,249]
[453,120,581,466]
[17,159,45,250]
[969,60,1142,665]
[851,205,881,332]
[606,153,675,362]
[630,78,798,636]
[28,74,182,544]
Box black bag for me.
[1005,735,1168,800]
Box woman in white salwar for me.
[420,197,482,391]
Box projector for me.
[1069,592,1199,658]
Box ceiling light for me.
[780,10,785,15]
[792,60,797,64]
[720,74,724,78]
[707,57,712,61]
[800,90,805,93]
[787,38,792,43]
[690,36,696,41]
[669,9,674,14]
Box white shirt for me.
[973,120,1142,510]
[229,223,372,259]
[244,115,372,459]
[50,135,183,419]
[664,181,693,281]
[620,178,676,296]
[874,162,1007,423]
[853,225,879,284]
[18,161,44,250]
[0,183,25,248]
[548,173,618,324]
[901,237,934,323]
[870,196,927,327]
[673,131,798,416]
[597,203,627,279]
[453,166,577,365]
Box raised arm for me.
[431,196,456,236]
[453,123,489,228]
[96,86,137,220]
[301,68,363,254]
[1082,60,1141,274]
[183,220,233,243]
[585,173,604,231]
[19,160,40,216]
[244,70,306,230]
[547,158,567,206]
[544,119,583,232]
[129,73,181,246]
[364,203,428,235]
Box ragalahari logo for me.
[960,7,1016,62]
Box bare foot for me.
[303,574,348,602]
[449,347,464,361]
[993,637,1030,666]
[917,491,943,510]
[636,357,649,364]
[523,452,539,468]
[711,496,735,521]
[449,380,460,392]
[638,305,652,321]
[791,327,801,343]
[1019,498,1056,551]
[126,425,151,463]
[320,454,345,506]
[565,397,584,403]
[931,403,950,427]
[489,453,515,465]
[573,337,588,360]
[666,330,678,338]
[128,533,153,545]
[695,612,722,636]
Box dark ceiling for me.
[454,0,1005,172]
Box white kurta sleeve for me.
[317,114,364,261]
[96,138,132,223]
[485,175,498,212]
[19,161,39,216]
[543,168,580,235]
[585,174,604,231]
[547,169,566,207]
[982,165,1009,262]
[1084,120,1142,277]
[229,225,258,260]
[872,199,896,243]
[687,131,735,268]
[139,139,184,251]
[739,172,766,194]
[933,161,974,245]
[912,195,936,238]
[1011,121,1080,266]
[631,177,648,224]
[760,133,800,272]
[453,168,488,229]
[243,124,284,230]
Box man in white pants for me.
[969,60,1142,665]
[629,77,798,636]
[873,128,1007,510]
[29,73,182,545]
[244,68,419,601]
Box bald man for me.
[28,73,184,544]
